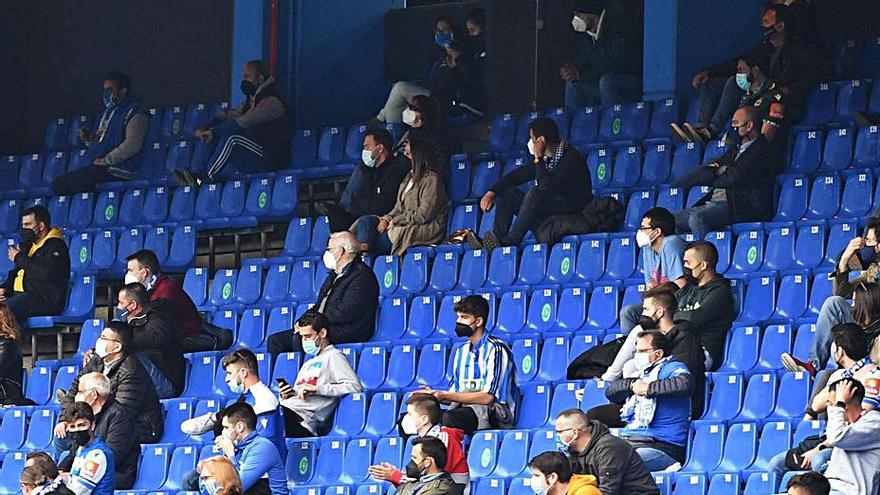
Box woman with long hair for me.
[0,303,23,404]
[197,456,243,495]
[19,463,72,495]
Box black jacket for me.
[2,235,70,315]
[317,258,380,344]
[0,337,23,402]
[490,145,593,212]
[573,1,643,82]
[665,325,706,418]
[676,135,779,224]
[569,420,660,495]
[340,155,410,218]
[674,277,735,369]
[128,301,186,395]
[64,351,164,443]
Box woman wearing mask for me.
[19,464,73,495]
[352,138,448,256]
[0,303,23,405]
[528,452,600,495]
[397,95,450,182]
[197,456,243,495]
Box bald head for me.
[732,106,760,141]
[555,408,592,453]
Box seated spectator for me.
[416,295,516,434]
[267,231,379,357]
[562,0,642,109]
[0,304,24,404]
[197,456,244,495]
[20,461,73,495]
[555,409,659,495]
[471,118,592,250]
[52,71,148,195]
[370,394,469,490]
[55,373,139,489]
[824,378,880,495]
[0,206,70,326]
[463,9,487,73]
[393,436,463,495]
[61,322,164,443]
[396,96,451,179]
[320,128,410,232]
[278,310,363,437]
[352,138,448,256]
[214,403,286,495]
[783,281,880,377]
[174,60,289,185]
[117,282,186,396]
[62,402,116,495]
[786,472,831,495]
[767,1,821,49]
[619,207,688,335]
[673,106,779,237]
[125,250,223,352]
[527,451,600,495]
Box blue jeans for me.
[204,119,266,181]
[811,296,854,369]
[354,215,393,256]
[636,447,679,472]
[696,76,744,133]
[768,447,833,479]
[565,74,642,110]
[620,303,643,335]
[673,201,731,238]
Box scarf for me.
[620,356,673,429]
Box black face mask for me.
[682,266,698,284]
[405,460,426,480]
[69,429,92,447]
[455,322,476,338]
[18,228,37,245]
[638,315,658,330]
[858,245,877,270]
[240,80,257,97]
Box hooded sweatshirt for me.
[824,407,880,495]
[673,276,735,368]
[568,420,659,495]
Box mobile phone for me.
[275,377,290,387]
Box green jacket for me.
[395,473,464,495]
[574,1,643,82]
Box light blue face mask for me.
[228,378,245,395]
[102,88,114,108]
[735,73,751,91]
[199,478,222,495]
[362,149,376,167]
[303,338,320,356]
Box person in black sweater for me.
[471,117,593,250]
[0,304,23,404]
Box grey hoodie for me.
[824,407,880,495]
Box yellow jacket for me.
[568,475,601,495]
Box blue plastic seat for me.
[703,139,730,162]
[23,407,56,451]
[762,223,795,272]
[679,422,726,474]
[399,248,431,294]
[0,155,21,193]
[624,190,656,231]
[219,179,251,223]
[794,221,826,269]
[383,343,416,390]
[579,379,610,411]
[161,106,186,142]
[537,333,569,382]
[42,151,68,191]
[268,172,297,218]
[648,98,679,138]
[0,408,27,451]
[586,284,619,330]
[729,224,765,274]
[233,262,264,306]
[747,420,791,473]
[161,445,198,491]
[808,272,833,316]
[701,373,743,421]
[570,106,600,144]
[471,159,502,198]
[183,267,208,307]
[416,339,450,387]
[833,79,869,123]
[0,452,28,495]
[511,335,539,384]
[468,430,501,478]
[718,325,760,373]
[806,174,842,219]
[685,185,712,208]
[159,398,195,444]
[165,140,194,178]
[586,147,612,190]
[670,142,703,182]
[526,287,557,333]
[448,154,471,201]
[26,366,53,406]
[568,331,598,362]
[488,113,517,152]
[449,203,480,233]
[516,111,541,147]
[288,259,317,302]
[357,344,388,391]
[0,199,21,235]
[142,185,170,224]
[309,216,331,256]
[545,107,571,139]
[744,472,777,495]
[169,185,197,222]
[195,182,223,221]
[91,229,118,272]
[800,82,840,126]
[475,478,507,495]
[282,217,312,257]
[822,126,855,173]
[491,430,530,478]
[434,294,464,339]
[137,142,168,180]
[364,391,399,437]
[603,233,636,280]
[331,392,367,436]
[496,290,527,335]
[610,145,642,188]
[118,188,146,227]
[740,273,777,323]
[290,129,318,169]
[211,308,238,335]
[338,437,373,485]
[770,372,811,420]
[600,102,649,141]
[92,190,120,228]
[68,192,94,230]
[773,272,809,321]
[312,437,347,486]
[716,422,757,473]
[406,295,437,339]
[429,249,459,292]
[182,103,212,137]
[18,154,44,192]
[43,117,70,151]
[488,246,519,288]
[316,126,345,166]
[735,372,778,422]
[825,219,858,267]
[259,262,291,306]
[774,175,809,221]
[840,170,874,217]
[789,128,823,173]
[208,269,238,307]
[69,232,93,273]
[133,442,172,489]
[235,308,266,349]
[373,255,399,295]
[518,243,548,286]
[547,382,580,423]
[543,240,577,285]
[457,249,488,290]
[707,473,741,495]
[641,140,671,185]
[854,124,880,167]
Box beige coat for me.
[382,170,448,255]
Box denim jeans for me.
[565,74,642,110]
[620,303,644,335]
[767,446,833,480]
[673,201,731,238]
[492,188,571,246]
[354,215,393,256]
[696,76,744,133]
[811,296,854,369]
[635,447,679,472]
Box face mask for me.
[69,429,91,447]
[682,265,698,284]
[74,392,87,404]
[638,314,658,331]
[401,414,421,435]
[402,108,417,127]
[527,139,536,158]
[102,89,114,108]
[240,80,257,97]
[762,27,776,38]
[455,322,476,338]
[114,307,129,322]
[571,16,588,33]
[228,376,245,395]
[635,230,655,248]
[199,479,222,495]
[94,338,113,358]
[530,475,550,495]
[323,250,338,270]
[633,352,653,372]
[303,338,320,356]
[555,431,574,453]
[18,228,36,245]
[434,32,454,48]
[858,245,877,269]
[362,149,377,168]
[124,271,142,286]
[735,73,751,91]
[405,460,428,480]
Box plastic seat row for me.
[786,124,880,174]
[776,170,880,221]
[65,224,196,275]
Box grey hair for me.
[80,372,112,398]
[330,231,358,254]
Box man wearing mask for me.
[174,60,289,185]
[370,394,469,492]
[214,403,286,495]
[62,402,116,495]
[0,206,70,326]
[393,437,463,495]
[52,71,148,195]
[320,129,410,232]
[561,0,643,109]
[267,232,379,357]
[673,106,779,237]
[277,310,363,437]
[555,409,658,495]
[823,379,880,495]
[415,295,517,434]
[527,452,600,495]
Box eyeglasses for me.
[637,226,655,231]
[97,336,120,343]
[554,427,575,435]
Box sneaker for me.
[481,231,501,253]
[854,111,878,127]
[781,352,817,377]
[465,230,484,250]
[180,412,217,435]
[684,123,713,145]
[670,123,692,143]
[172,169,192,187]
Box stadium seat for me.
[18,154,44,192]
[488,113,517,152]
[586,284,619,330]
[195,183,223,221]
[744,472,777,495]
[611,145,642,188]
[730,224,764,274]
[141,185,169,224]
[820,126,854,172]
[670,141,703,182]
[754,322,792,373]
[488,246,519,288]
[434,293,465,339]
[118,188,146,227]
[269,173,298,218]
[537,333,569,382]
[679,421,726,474]
[707,473,741,495]
[518,243,548,286]
[600,102,649,141]
[357,344,388,391]
[574,234,608,283]
[26,366,53,406]
[800,82,839,126]
[747,420,791,473]
[23,407,56,451]
[428,249,459,293]
[416,339,451,387]
[165,140,193,178]
[825,219,857,267]
[516,111,541,146]
[219,179,252,225]
[290,129,318,169]
[235,308,267,349]
[586,147,612,190]
[476,478,507,495]
[43,117,70,151]
[183,267,208,308]
[259,262,291,306]
[840,170,874,217]
[793,323,816,360]
[0,452,27,495]
[715,422,757,474]
[375,295,407,341]
[568,331,598,363]
[807,174,842,219]
[374,254,400,295]
[684,185,712,208]
[648,98,679,138]
[492,430,530,478]
[794,221,826,269]
[288,259,317,301]
[471,159,502,198]
[701,373,744,422]
[137,142,168,180]
[343,124,368,163]
[570,106,600,144]
[91,229,118,272]
[624,189,656,231]
[770,372,811,420]
[641,140,672,185]
[603,233,637,280]
[853,124,880,167]
[546,107,571,139]
[449,203,480,233]
[69,232,93,273]
[407,295,437,339]
[68,192,94,230]
[41,152,68,191]
[315,126,345,166]
[735,373,778,422]
[271,351,301,389]
[161,445,198,491]
[282,217,312,257]
[719,325,760,374]
[133,443,171,489]
[161,106,186,142]
[209,269,238,307]
[774,175,809,221]
[0,408,26,451]
[160,398,195,444]
[496,290,527,335]
[762,223,795,272]
[399,248,431,294]
[212,308,238,335]
[314,437,347,486]
[309,216,330,256]
[579,379,609,412]
[772,272,809,320]
[542,240,576,285]
[468,430,501,478]
[788,128,823,174]
[448,155,471,201]
[339,437,373,485]
[526,287,558,334]
[833,79,869,123]
[331,392,367,436]
[457,248,488,291]
[232,261,263,306]
[383,344,416,390]
[169,184,196,222]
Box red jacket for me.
[390,425,469,485]
[150,274,202,336]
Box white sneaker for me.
[180,412,216,435]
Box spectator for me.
[393,436,463,495]
[555,409,659,495]
[320,128,410,232]
[767,1,821,49]
[20,463,74,495]
[197,456,244,495]
[619,207,688,335]
[52,71,148,195]
[55,373,139,489]
[174,60,290,186]
[786,472,831,495]
[0,206,70,326]
[61,322,164,443]
[0,304,23,404]
[278,310,363,437]
[352,138,448,256]
[673,241,736,370]
[397,95,451,180]
[24,451,57,471]
[471,118,592,250]
[823,378,880,495]
[783,282,880,377]
[562,0,643,109]
[117,282,186,396]
[62,402,115,495]
[124,250,221,352]
[213,403,286,495]
[415,295,516,434]
[463,9,487,74]
[527,451,600,495]
[267,231,379,356]
[370,394,469,491]
[673,106,779,237]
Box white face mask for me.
[571,16,588,33]
[74,392,86,403]
[95,338,113,358]
[323,250,338,270]
[635,230,654,248]
[124,271,142,286]
[401,413,421,435]
[362,149,377,168]
[402,108,417,127]
[527,139,536,158]
[530,474,551,495]
[633,351,653,372]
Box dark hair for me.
[863,217,880,240]
[642,207,676,236]
[103,320,133,349]
[529,117,561,145]
[742,51,771,76]
[407,137,437,184]
[222,348,260,377]
[434,16,456,32]
[786,471,831,495]
[25,452,58,479]
[642,287,677,316]
[409,95,440,128]
[638,330,673,356]
[223,402,257,431]
[828,377,866,404]
[66,401,95,423]
[406,394,443,426]
[102,71,131,92]
[453,295,490,323]
[126,249,161,275]
[120,282,150,306]
[685,241,719,271]
[528,451,572,482]
[853,282,880,326]
[412,436,447,469]
[365,128,394,153]
[245,60,271,79]
[466,8,486,29]
[21,205,51,227]
[296,309,329,333]
[832,323,870,361]
[737,105,762,126]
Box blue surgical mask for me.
[858,245,877,269]
[555,431,573,453]
[199,479,222,495]
[362,149,376,168]
[228,378,245,395]
[735,73,751,92]
[303,338,320,356]
[435,32,454,48]
[102,89,114,108]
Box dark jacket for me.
[150,274,202,336]
[428,46,485,114]
[317,258,380,344]
[339,155,410,219]
[674,277,735,369]
[665,325,706,418]
[128,300,186,395]
[676,135,779,224]
[490,144,593,212]
[2,234,70,316]
[64,351,164,443]
[573,1,643,82]
[569,420,659,495]
[0,337,23,402]
[395,472,464,495]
